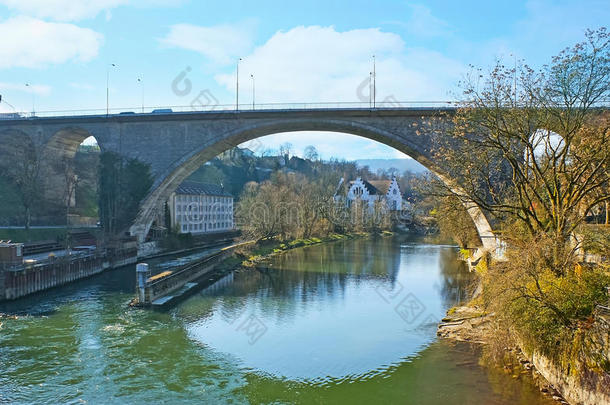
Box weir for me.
[135,241,253,308]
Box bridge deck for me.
[0,102,459,123]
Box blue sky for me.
[0,0,608,160]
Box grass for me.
[238,231,387,268]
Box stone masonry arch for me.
[129,116,497,251]
[0,108,500,251]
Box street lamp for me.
[372,55,376,108]
[509,53,517,105]
[106,63,117,116]
[369,72,373,108]
[25,83,35,116]
[236,58,242,111]
[137,78,144,113]
[250,74,255,110]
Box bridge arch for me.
[130,117,497,251]
[41,127,102,219]
[44,127,102,160]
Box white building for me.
[335,177,402,212]
[169,181,234,234]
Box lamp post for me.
[106,63,117,116]
[25,83,35,116]
[137,78,144,113]
[250,74,255,110]
[236,58,242,111]
[510,53,517,105]
[369,72,373,108]
[372,55,376,108]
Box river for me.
[0,236,554,404]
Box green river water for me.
[0,237,555,404]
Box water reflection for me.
[179,236,473,381]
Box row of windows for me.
[176,214,231,221]
[351,187,399,196]
[175,204,232,212]
[353,187,364,195]
[177,195,231,203]
[181,222,233,232]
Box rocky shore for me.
[436,306,491,344]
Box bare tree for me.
[279,142,293,160]
[0,135,42,231]
[435,28,610,259]
[63,157,79,229]
[304,145,319,161]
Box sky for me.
[0,0,608,160]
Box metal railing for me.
[0,101,461,120]
[2,99,608,121]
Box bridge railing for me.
[2,99,610,120]
[1,101,463,120]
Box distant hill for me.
[355,158,428,174]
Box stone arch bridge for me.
[0,108,497,250]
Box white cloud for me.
[0,16,103,68]
[159,21,256,65]
[0,0,128,22]
[215,25,464,104]
[0,82,51,95]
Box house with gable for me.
[334,177,402,213]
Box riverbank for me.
[239,231,385,268]
[195,232,391,290]
[437,306,573,403]
[438,301,610,405]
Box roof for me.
[367,180,392,195]
[175,181,232,197]
[348,179,392,195]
